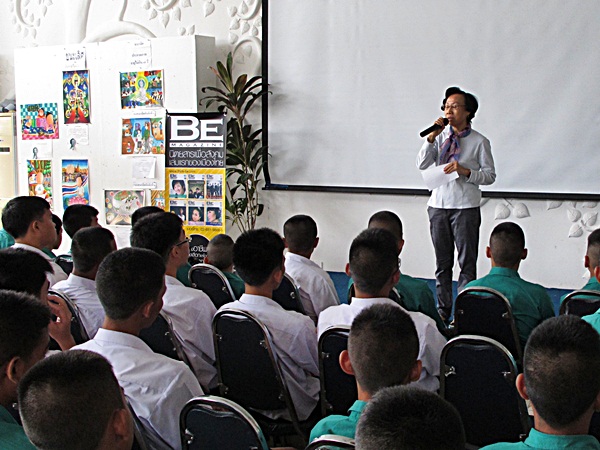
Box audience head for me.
[355,385,465,450]
[1,196,55,246]
[131,212,187,266]
[71,227,116,276]
[367,210,404,254]
[205,234,235,271]
[442,86,478,123]
[50,213,63,250]
[96,247,166,323]
[233,228,285,287]
[0,248,52,300]
[487,221,526,268]
[520,315,600,429]
[131,205,163,227]
[283,214,318,255]
[18,350,133,450]
[0,290,51,405]
[586,228,600,274]
[62,204,100,238]
[348,228,399,296]
[345,304,420,396]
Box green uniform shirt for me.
[481,428,600,449]
[0,406,36,450]
[224,271,245,299]
[176,262,192,287]
[560,278,600,304]
[0,229,15,250]
[309,400,367,442]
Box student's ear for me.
[521,248,528,260]
[283,237,289,249]
[515,373,529,401]
[339,350,354,376]
[140,300,156,320]
[5,356,26,385]
[485,246,492,259]
[408,360,422,383]
[313,237,319,249]
[585,255,590,269]
[398,238,405,255]
[110,407,134,449]
[391,268,400,285]
[596,266,600,283]
[345,263,351,277]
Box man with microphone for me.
[416,86,496,322]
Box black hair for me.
[131,205,163,227]
[18,350,126,450]
[587,228,600,270]
[1,196,50,239]
[441,86,479,123]
[96,247,165,320]
[349,304,419,395]
[62,205,99,238]
[71,227,116,273]
[0,248,53,297]
[355,386,465,450]
[368,211,403,241]
[283,214,318,254]
[233,228,284,286]
[349,228,399,295]
[207,234,235,270]
[172,179,186,193]
[130,212,182,263]
[523,315,600,428]
[489,222,525,267]
[51,214,62,234]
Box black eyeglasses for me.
[174,237,190,247]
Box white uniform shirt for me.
[73,328,203,450]
[317,297,447,392]
[219,294,319,420]
[284,252,340,323]
[12,243,68,286]
[53,274,104,338]
[162,275,217,390]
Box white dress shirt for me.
[317,297,447,392]
[285,252,340,323]
[162,275,217,390]
[219,294,320,421]
[12,242,68,287]
[53,274,104,339]
[73,328,203,450]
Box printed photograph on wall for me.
[121,116,165,154]
[188,174,205,199]
[206,174,223,199]
[61,159,89,209]
[169,173,187,199]
[20,103,59,140]
[188,200,205,226]
[63,70,91,124]
[206,201,223,226]
[27,160,53,207]
[170,199,187,223]
[120,70,164,109]
[104,190,145,226]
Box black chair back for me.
[440,335,530,447]
[454,287,522,361]
[189,263,236,309]
[559,290,600,317]
[54,254,74,275]
[139,312,191,368]
[272,273,306,315]
[48,289,89,345]
[180,396,269,450]
[318,327,357,416]
[305,434,355,450]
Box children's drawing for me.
[61,159,89,209]
[27,160,53,207]
[105,190,145,226]
[120,70,164,109]
[21,103,59,140]
[63,70,91,124]
[122,117,165,154]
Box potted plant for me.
[200,52,270,233]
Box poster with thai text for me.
[63,70,91,124]
[20,103,59,140]
[61,159,90,209]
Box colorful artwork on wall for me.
[63,70,91,124]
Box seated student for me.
[310,304,421,442]
[62,204,100,239]
[131,212,217,391]
[350,210,446,332]
[0,289,51,450]
[41,213,63,259]
[355,385,465,450]
[0,248,75,350]
[318,228,446,392]
[73,247,203,450]
[465,222,555,347]
[131,205,192,288]
[562,228,600,305]
[481,315,600,449]
[18,350,133,450]
[53,227,117,339]
[2,196,67,286]
[205,233,245,299]
[0,227,15,249]
[219,228,320,421]
[283,214,339,323]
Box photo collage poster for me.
[61,159,90,209]
[20,103,59,140]
[27,160,53,208]
[168,171,224,229]
[104,190,145,226]
[62,70,91,124]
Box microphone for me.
[419,118,449,138]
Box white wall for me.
[1,0,595,290]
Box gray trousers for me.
[427,206,481,314]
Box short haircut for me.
[355,386,465,450]
[62,205,99,238]
[349,304,419,395]
[130,212,182,263]
[172,179,186,192]
[131,205,163,227]
[1,196,50,239]
[587,228,600,270]
[18,350,125,450]
[349,228,399,295]
[207,234,234,270]
[489,222,525,267]
[0,248,52,297]
[233,228,284,286]
[71,227,116,273]
[283,214,317,253]
[0,289,51,367]
[523,315,600,428]
[51,214,62,234]
[441,86,479,123]
[368,211,403,240]
[96,247,166,320]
